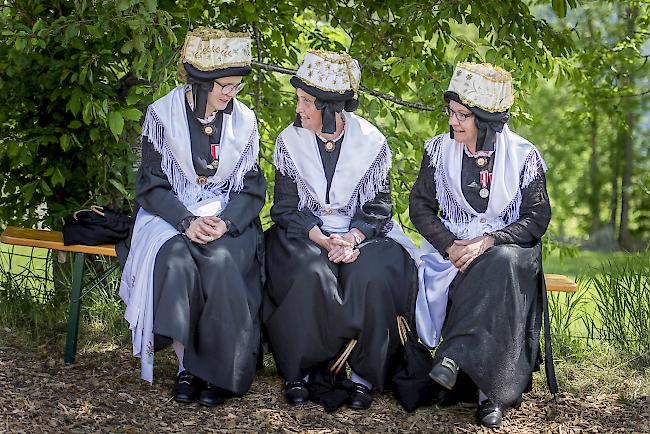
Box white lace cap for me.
[295,50,361,95]
[180,28,251,71]
[447,62,514,113]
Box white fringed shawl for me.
[141,85,259,205]
[274,112,391,217]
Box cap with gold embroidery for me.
[294,50,361,97]
[446,62,513,113]
[179,28,252,81]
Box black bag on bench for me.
[63,205,131,246]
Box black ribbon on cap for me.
[189,80,215,119]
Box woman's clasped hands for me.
[446,235,494,272]
[185,216,228,244]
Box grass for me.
[543,249,630,281]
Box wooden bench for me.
[1,226,577,363]
[0,226,117,364]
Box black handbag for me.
[391,316,437,412]
[63,205,131,246]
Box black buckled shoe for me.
[476,399,502,428]
[173,370,200,403]
[348,383,372,410]
[199,382,225,407]
[284,381,310,405]
[429,357,459,390]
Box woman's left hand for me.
[451,235,494,272]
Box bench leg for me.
[64,252,85,364]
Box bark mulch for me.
[0,343,648,433]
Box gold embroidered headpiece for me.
[447,62,514,113]
[295,50,361,98]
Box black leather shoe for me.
[429,357,459,390]
[173,370,200,403]
[284,381,310,405]
[199,382,225,407]
[348,383,372,410]
[476,399,502,428]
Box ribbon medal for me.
[207,144,219,170]
[479,170,492,199]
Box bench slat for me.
[0,226,116,257]
[0,226,578,292]
[545,274,577,292]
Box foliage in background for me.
[0,0,180,228]
[519,0,650,249]
[1,0,577,230]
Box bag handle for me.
[397,315,411,346]
[329,339,358,375]
[73,205,105,220]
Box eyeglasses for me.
[214,80,246,95]
[443,106,474,122]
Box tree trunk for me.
[589,110,601,233]
[618,110,634,250]
[617,4,638,250]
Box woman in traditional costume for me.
[263,50,418,411]
[410,62,554,428]
[118,28,265,407]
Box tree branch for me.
[251,61,437,112]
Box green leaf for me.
[144,0,157,13]
[40,179,53,196]
[108,111,124,137]
[109,179,129,197]
[122,108,142,121]
[60,134,72,151]
[51,167,65,187]
[121,40,133,54]
[14,38,27,51]
[116,0,131,11]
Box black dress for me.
[263,135,417,391]
[409,150,551,408]
[131,99,266,395]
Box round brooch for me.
[202,124,214,136]
[324,141,336,153]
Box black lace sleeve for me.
[409,152,457,256]
[350,175,392,239]
[270,169,322,238]
[219,165,266,236]
[490,163,551,245]
[136,139,193,229]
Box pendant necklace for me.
[316,118,346,153]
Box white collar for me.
[142,86,259,206]
[275,112,391,215]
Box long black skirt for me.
[434,242,544,408]
[152,220,264,395]
[263,225,417,391]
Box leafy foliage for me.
[0,0,179,228]
[1,0,577,229]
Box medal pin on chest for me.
[207,143,220,170]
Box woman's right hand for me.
[185,216,223,244]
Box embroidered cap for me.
[295,50,361,98]
[180,28,252,80]
[447,62,514,113]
